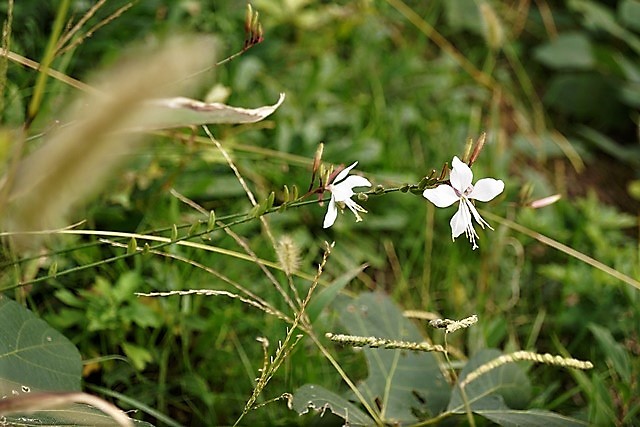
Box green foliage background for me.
[1,0,639,425]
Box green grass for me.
[1,1,639,425]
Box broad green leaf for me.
[0,295,81,395]
[335,292,450,423]
[588,323,631,382]
[306,264,367,323]
[534,32,594,69]
[445,350,586,425]
[4,398,153,426]
[290,384,374,426]
[0,297,148,426]
[448,349,531,412]
[544,74,621,122]
[477,408,589,426]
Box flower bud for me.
[528,194,561,209]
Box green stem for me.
[27,0,70,126]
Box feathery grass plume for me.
[403,309,440,321]
[276,235,301,275]
[1,35,216,245]
[326,333,447,353]
[135,289,283,319]
[430,314,478,334]
[460,350,594,388]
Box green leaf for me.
[477,408,589,426]
[448,349,531,412]
[588,323,631,382]
[0,298,149,426]
[619,0,640,32]
[334,292,450,423]
[447,350,588,425]
[444,0,482,34]
[534,32,594,69]
[54,289,83,308]
[290,384,374,426]
[569,0,640,54]
[121,342,154,371]
[114,271,143,303]
[0,295,81,395]
[544,74,623,124]
[4,396,153,426]
[306,264,367,323]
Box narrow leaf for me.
[307,264,366,323]
[477,408,588,426]
[588,323,631,382]
[130,93,286,130]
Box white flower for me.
[422,156,504,249]
[323,162,372,228]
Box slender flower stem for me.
[0,181,432,290]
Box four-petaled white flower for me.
[422,156,504,250]
[323,161,372,229]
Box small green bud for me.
[48,261,58,277]
[188,221,200,236]
[283,185,290,202]
[127,237,138,255]
[266,191,275,209]
[207,210,216,231]
[417,177,429,190]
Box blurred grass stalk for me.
[0,36,217,246]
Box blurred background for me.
[1,1,639,425]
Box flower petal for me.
[333,161,358,184]
[450,202,471,239]
[449,156,473,193]
[330,183,355,202]
[323,197,338,228]
[423,185,459,208]
[451,201,480,249]
[469,178,504,202]
[341,175,371,190]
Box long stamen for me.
[466,199,494,230]
[461,200,479,249]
